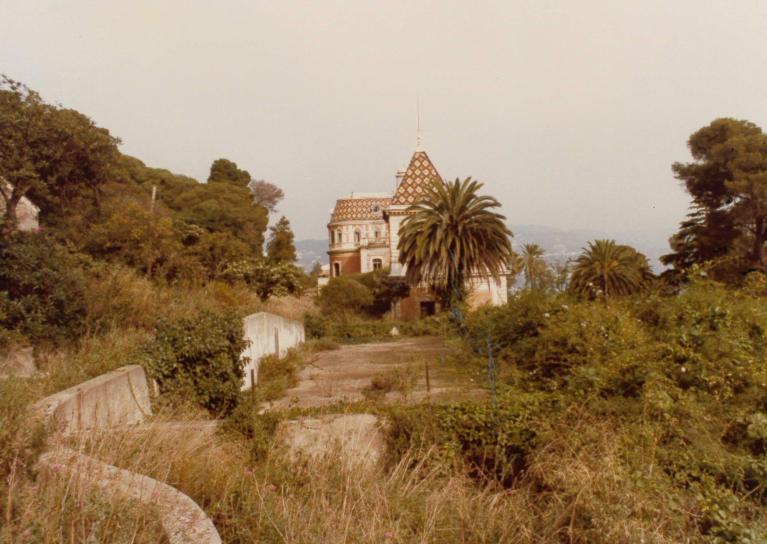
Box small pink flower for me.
[385,530,394,541]
[244,468,254,476]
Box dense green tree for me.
[173,182,268,254]
[266,216,297,263]
[0,77,120,234]
[570,240,651,300]
[663,118,767,278]
[85,197,182,277]
[208,158,251,186]
[192,232,252,278]
[398,177,512,305]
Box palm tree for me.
[570,239,652,300]
[398,177,512,305]
[520,243,546,290]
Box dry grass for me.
[64,414,536,543]
[2,450,167,543]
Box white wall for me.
[241,312,305,389]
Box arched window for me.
[374,230,380,241]
[336,229,342,244]
[330,230,335,245]
[333,262,341,277]
[354,230,361,245]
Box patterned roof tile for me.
[390,151,442,206]
[330,197,391,223]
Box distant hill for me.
[296,225,672,272]
[510,225,672,272]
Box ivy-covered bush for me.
[140,310,246,415]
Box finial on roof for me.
[416,93,423,151]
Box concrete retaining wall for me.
[33,365,222,543]
[32,365,152,434]
[241,311,305,389]
[39,448,221,544]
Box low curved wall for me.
[39,448,221,544]
[33,364,222,543]
[33,365,152,434]
[241,312,305,389]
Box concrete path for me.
[267,337,483,410]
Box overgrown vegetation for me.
[5,74,767,543]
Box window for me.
[333,262,341,277]
[374,230,380,241]
[336,229,342,244]
[354,230,361,245]
[372,258,383,271]
[330,230,335,245]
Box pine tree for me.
[266,216,297,263]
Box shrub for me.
[317,277,373,315]
[362,366,418,401]
[220,259,303,300]
[140,310,246,415]
[0,233,88,343]
[386,390,553,485]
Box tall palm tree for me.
[520,243,546,290]
[570,239,652,300]
[398,177,512,305]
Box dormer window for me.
[372,204,381,213]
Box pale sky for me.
[2,0,767,240]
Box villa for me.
[325,149,507,319]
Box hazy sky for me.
[2,1,767,240]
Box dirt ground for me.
[267,337,484,410]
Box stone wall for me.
[32,365,152,434]
[241,312,305,389]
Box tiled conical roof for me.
[390,150,442,206]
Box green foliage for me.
[85,196,182,277]
[664,118,767,280]
[0,233,88,343]
[266,216,297,263]
[172,181,268,254]
[140,310,246,415]
[519,243,546,290]
[0,77,120,233]
[317,277,374,315]
[570,239,652,299]
[398,177,512,304]
[220,259,303,300]
[208,158,251,186]
[346,269,410,317]
[387,391,553,485]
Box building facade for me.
[326,149,507,319]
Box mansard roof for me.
[329,193,391,223]
[390,150,442,206]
